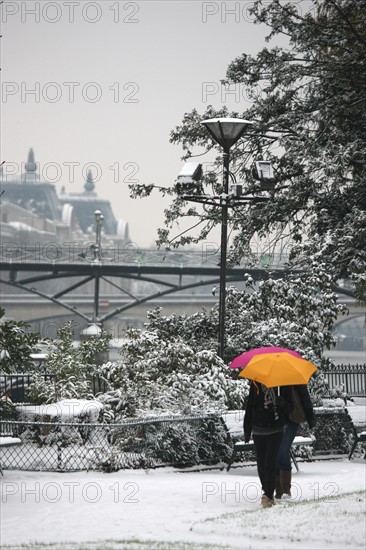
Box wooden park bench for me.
[226,435,314,472]
[222,411,314,472]
[346,405,366,460]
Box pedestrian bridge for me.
[0,247,361,330]
[0,259,290,324]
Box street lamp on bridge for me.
[93,209,104,262]
[84,210,104,331]
[177,117,275,360]
[81,209,105,348]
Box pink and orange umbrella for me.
[229,346,317,388]
[237,352,317,387]
[229,346,302,369]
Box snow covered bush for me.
[0,397,16,420]
[97,332,247,420]
[109,418,232,468]
[223,264,347,363]
[149,423,201,467]
[97,262,346,418]
[28,322,110,404]
[98,452,156,473]
[145,263,346,368]
[312,410,350,455]
[16,420,88,449]
[195,417,233,464]
[223,264,347,403]
[147,417,232,467]
[0,307,39,374]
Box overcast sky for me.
[1,0,295,247]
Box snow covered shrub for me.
[98,451,156,472]
[150,423,200,467]
[15,421,85,448]
[28,322,110,404]
[96,386,138,422]
[96,263,346,417]
[27,373,55,405]
[195,417,232,464]
[96,331,248,419]
[100,417,232,468]
[43,425,85,447]
[141,417,232,467]
[146,307,218,353]
[0,307,40,374]
[0,397,16,420]
[224,264,347,365]
[146,263,345,373]
[313,409,350,454]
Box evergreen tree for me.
[97,263,346,414]
[0,307,39,374]
[97,330,246,419]
[145,262,346,367]
[130,0,366,298]
[28,322,110,404]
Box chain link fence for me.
[0,414,232,472]
[2,410,363,472]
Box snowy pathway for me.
[0,459,365,549]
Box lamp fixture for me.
[201,118,254,151]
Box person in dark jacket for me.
[244,382,292,508]
[275,384,315,499]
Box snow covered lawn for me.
[0,459,365,549]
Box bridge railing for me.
[0,244,291,269]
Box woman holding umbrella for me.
[243,381,292,508]
[275,384,315,499]
[232,348,318,508]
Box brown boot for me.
[275,474,283,499]
[261,495,275,508]
[280,470,292,497]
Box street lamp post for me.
[94,209,104,261]
[176,118,274,360]
[80,209,107,363]
[201,118,254,360]
[93,209,104,323]
[218,150,230,361]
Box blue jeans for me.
[277,421,299,472]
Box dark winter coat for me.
[293,384,316,429]
[243,383,293,442]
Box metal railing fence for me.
[323,364,366,397]
[1,364,365,403]
[0,373,109,403]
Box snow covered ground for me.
[1,458,365,549]
[16,400,104,422]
